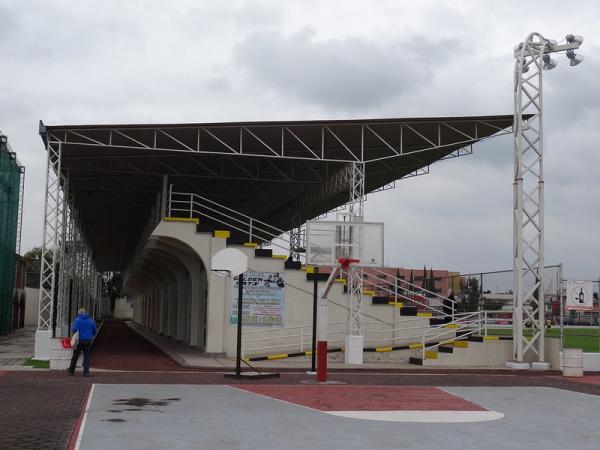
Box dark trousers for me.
[69,340,91,374]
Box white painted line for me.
[74,383,95,450]
[325,410,505,423]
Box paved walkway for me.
[0,327,35,368]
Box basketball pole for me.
[311,267,318,373]
[235,272,244,377]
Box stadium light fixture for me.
[566,49,584,66]
[566,34,584,45]
[512,32,584,367]
[542,54,558,70]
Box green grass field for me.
[22,357,50,369]
[487,327,600,352]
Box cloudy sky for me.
[1,0,598,280]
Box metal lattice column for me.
[512,32,583,363]
[347,162,365,336]
[38,142,64,333]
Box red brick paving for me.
[234,385,487,411]
[3,320,600,449]
[92,320,185,371]
[2,369,600,450]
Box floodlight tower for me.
[512,33,583,366]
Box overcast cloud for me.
[1,0,598,280]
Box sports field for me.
[487,327,600,352]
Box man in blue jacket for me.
[68,308,98,377]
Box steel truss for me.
[346,162,365,336]
[38,142,100,337]
[512,32,582,362]
[44,120,506,164]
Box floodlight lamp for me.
[566,48,584,66]
[569,53,584,66]
[546,39,558,48]
[513,42,523,58]
[566,34,584,45]
[542,54,558,70]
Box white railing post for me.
[300,326,304,352]
[484,311,488,336]
[188,194,193,218]
[249,218,253,243]
[422,334,425,360]
[168,184,173,217]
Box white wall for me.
[24,287,39,327]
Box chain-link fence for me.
[0,132,23,335]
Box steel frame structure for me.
[346,162,366,336]
[44,120,506,164]
[37,115,514,343]
[38,141,100,336]
[512,33,582,363]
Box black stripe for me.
[248,356,269,361]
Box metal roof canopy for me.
[40,115,514,271]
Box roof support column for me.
[345,161,365,364]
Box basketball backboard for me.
[305,220,384,267]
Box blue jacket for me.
[72,313,97,341]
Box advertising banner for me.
[230,271,285,326]
[565,280,594,311]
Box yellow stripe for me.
[272,254,288,260]
[243,242,258,248]
[417,312,432,317]
[163,217,199,224]
[267,353,288,360]
[362,290,376,296]
[304,351,313,356]
[483,335,500,340]
[334,278,347,284]
[453,340,469,348]
[213,230,230,238]
[409,343,423,349]
[375,347,392,352]
[444,324,460,329]
[306,265,315,274]
[425,350,438,359]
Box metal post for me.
[311,267,318,372]
[160,175,168,218]
[559,263,564,367]
[235,273,244,376]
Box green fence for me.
[0,132,22,335]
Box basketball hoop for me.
[338,258,359,269]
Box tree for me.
[23,247,42,288]
[102,272,122,314]
[458,277,481,312]
[428,267,436,294]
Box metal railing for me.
[421,311,488,360]
[169,190,297,254]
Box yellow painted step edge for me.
[424,350,438,359]
[362,290,376,296]
[243,242,258,248]
[213,230,230,238]
[417,312,432,317]
[483,335,500,340]
[334,278,347,284]
[409,343,423,349]
[163,217,199,224]
[375,347,392,352]
[272,254,288,260]
[305,265,315,274]
[453,340,469,348]
[444,324,460,329]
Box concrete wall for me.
[24,288,39,327]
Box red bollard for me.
[316,340,327,382]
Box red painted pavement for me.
[553,375,600,386]
[234,385,487,411]
[0,370,6,378]
[92,320,183,371]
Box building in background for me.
[0,131,25,335]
